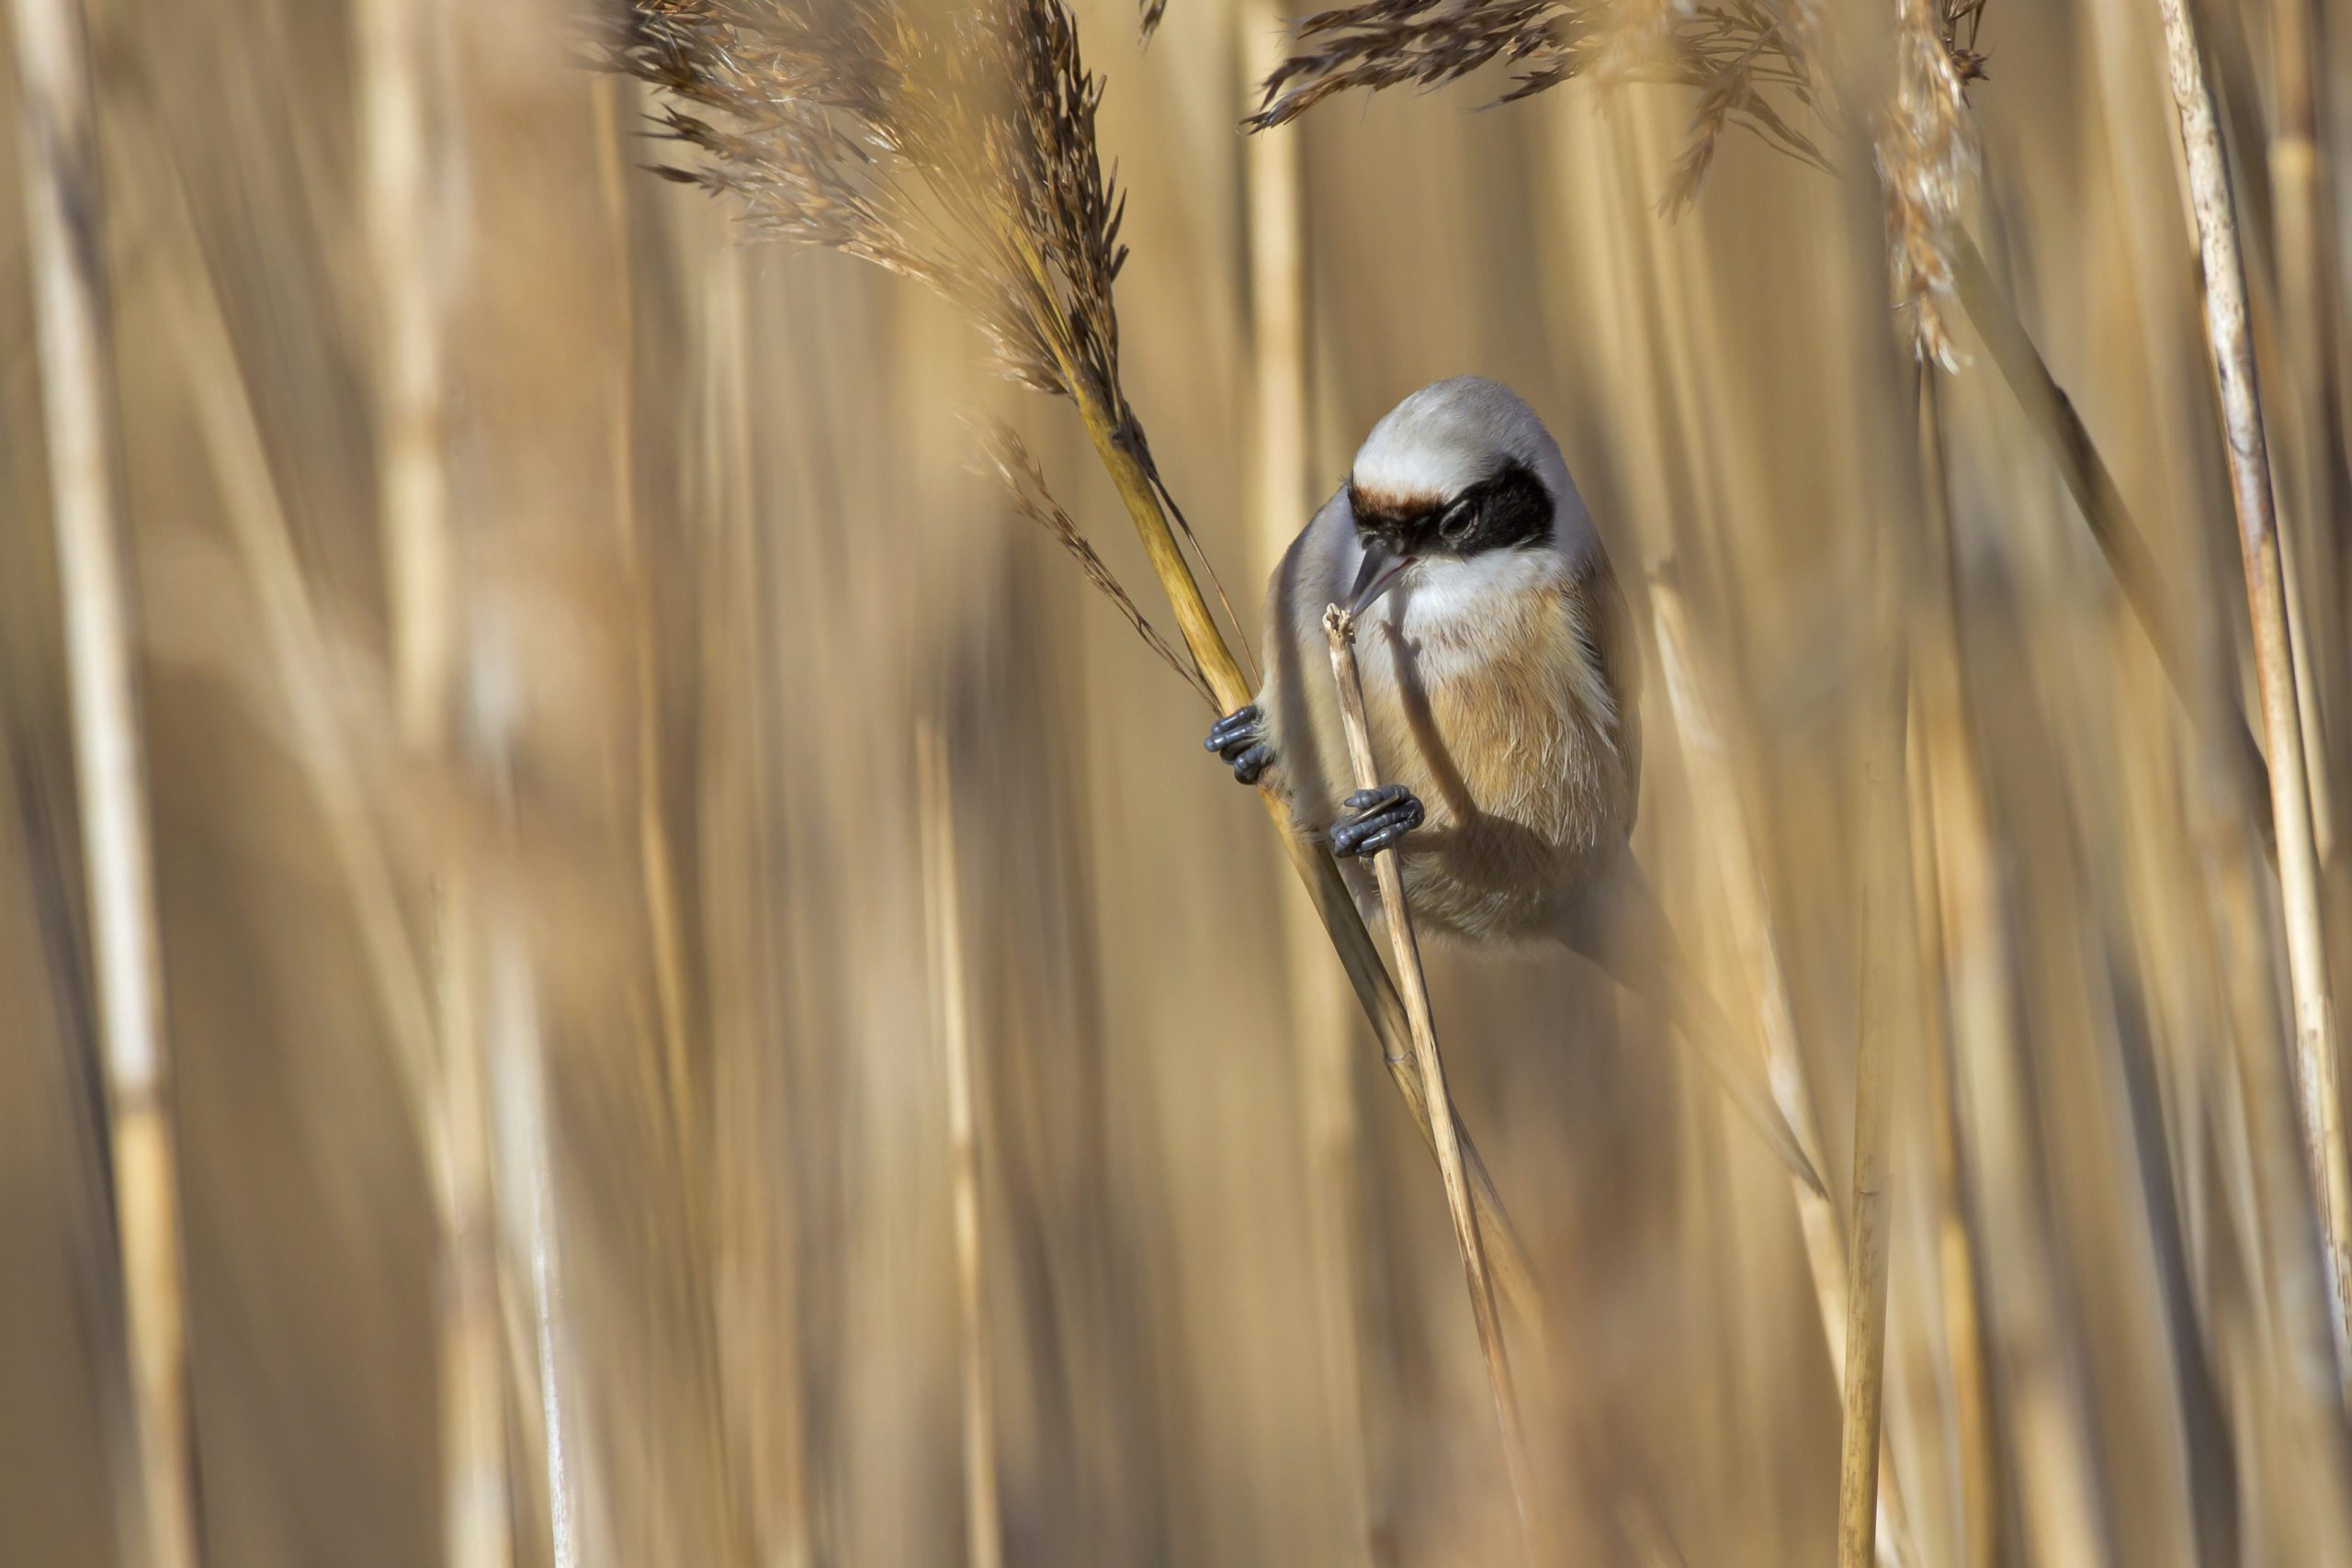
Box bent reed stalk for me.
[1323,604,1535,1560]
[2154,0,2352,1393]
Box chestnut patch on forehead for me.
[1348,457,1554,558]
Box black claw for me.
[1205,705,1261,753]
[1206,705,1273,784]
[1330,784,1423,859]
[1341,784,1412,813]
[1344,821,1418,857]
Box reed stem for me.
[1240,15,1381,1546]
[8,0,203,1561]
[1323,604,1533,1559]
[357,0,515,1555]
[1838,536,1913,1568]
[919,725,1006,1568]
[1911,368,2000,1568]
[2154,0,2352,1395]
[2266,0,2339,865]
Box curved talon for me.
[1331,784,1423,858]
[1206,705,1274,784]
[1205,704,1261,752]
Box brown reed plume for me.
[1249,0,1601,128]
[1875,0,1980,369]
[1247,0,1830,197]
[1251,0,1981,362]
[594,0,1127,407]
[589,0,1547,1320]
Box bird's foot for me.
[1331,784,1423,858]
[1205,704,1274,784]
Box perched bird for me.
[1207,376,1824,1196]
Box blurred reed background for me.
[7,0,2352,1562]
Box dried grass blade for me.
[978,422,1214,705]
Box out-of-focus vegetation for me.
[8,0,2352,1563]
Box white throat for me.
[1365,545,1565,656]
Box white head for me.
[1341,377,1598,614]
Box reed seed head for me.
[587,0,1134,419]
[1873,0,1983,368]
[1248,0,1990,364]
[1246,0,1830,215]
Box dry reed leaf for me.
[976,420,1214,705]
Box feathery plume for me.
[587,0,1258,662]
[1872,0,1983,367]
[1250,0,1988,355]
[978,421,1214,705]
[1249,0,1830,201]
[587,0,1132,418]
[1249,0,1603,130]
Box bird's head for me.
[1340,376,1588,615]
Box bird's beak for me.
[1348,543,1415,617]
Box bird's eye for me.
[1438,500,1475,540]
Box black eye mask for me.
[1350,457,1554,559]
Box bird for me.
[1205,375,1825,1198]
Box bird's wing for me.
[1257,489,1356,818]
[1571,547,1644,823]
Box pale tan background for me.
[4,0,2348,1562]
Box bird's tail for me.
[1566,854,1830,1201]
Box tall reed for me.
[7,0,203,1562]
[1325,605,1534,1558]
[356,1,518,1561]
[1908,367,1999,1568]
[1838,491,1916,1568]
[2153,0,2352,1391]
[919,722,1006,1568]
[1240,0,1382,1542]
